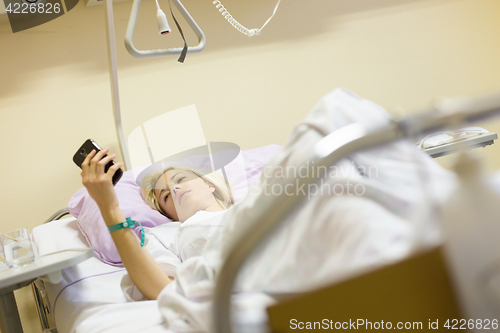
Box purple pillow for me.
[66,144,282,266]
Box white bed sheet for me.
[31,217,173,333]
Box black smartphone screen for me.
[73,139,123,186]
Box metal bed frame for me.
[30,209,70,333]
[212,91,500,333]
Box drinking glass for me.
[0,228,35,268]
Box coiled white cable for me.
[212,0,281,37]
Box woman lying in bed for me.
[81,89,457,331]
[80,152,232,300]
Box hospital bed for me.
[26,90,500,333]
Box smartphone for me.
[73,139,123,186]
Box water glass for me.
[0,228,35,268]
[0,251,8,272]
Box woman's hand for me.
[81,148,124,214]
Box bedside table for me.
[0,249,93,333]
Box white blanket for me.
[122,88,457,332]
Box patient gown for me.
[124,88,457,332]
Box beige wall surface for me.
[1,0,500,331]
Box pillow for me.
[31,216,90,256]
[66,144,282,266]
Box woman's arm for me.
[81,148,172,300]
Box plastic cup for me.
[0,228,35,268]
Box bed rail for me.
[213,91,500,333]
[44,208,70,224]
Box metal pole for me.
[104,0,132,170]
[0,290,23,333]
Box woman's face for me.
[154,169,216,222]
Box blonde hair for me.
[141,166,233,218]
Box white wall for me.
[1,0,500,330]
